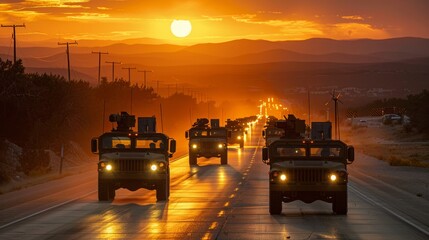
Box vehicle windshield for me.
[272,144,345,159]
[190,129,226,138]
[100,135,166,150]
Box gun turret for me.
[276,114,306,139]
[109,112,135,132]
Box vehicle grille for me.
[115,159,145,172]
[289,168,326,183]
[200,142,218,148]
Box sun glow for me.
[170,20,192,38]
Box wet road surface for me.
[0,124,428,239]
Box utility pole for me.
[58,41,78,82]
[123,67,136,83]
[1,23,25,64]
[138,70,152,88]
[105,61,121,82]
[92,51,108,85]
[123,67,136,114]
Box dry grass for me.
[342,122,429,168]
[360,143,429,168]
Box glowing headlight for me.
[280,174,287,181]
[105,164,112,171]
[330,174,337,181]
[237,136,242,140]
[218,144,223,148]
[150,164,158,171]
[192,144,197,149]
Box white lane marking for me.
[349,184,429,236]
[0,190,97,230]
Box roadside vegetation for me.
[1,58,256,186]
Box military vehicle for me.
[91,112,176,202]
[186,118,228,165]
[225,119,245,148]
[262,115,354,215]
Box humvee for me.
[186,118,228,165]
[262,115,354,215]
[91,112,176,202]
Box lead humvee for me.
[91,112,176,202]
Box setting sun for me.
[170,20,192,38]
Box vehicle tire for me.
[156,179,168,201]
[332,191,347,215]
[189,153,197,165]
[221,151,228,165]
[98,180,114,201]
[269,188,282,215]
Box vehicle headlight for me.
[192,144,197,149]
[237,136,242,140]
[218,143,223,148]
[105,164,113,171]
[329,174,337,182]
[280,174,287,181]
[150,164,158,171]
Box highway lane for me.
[0,123,428,239]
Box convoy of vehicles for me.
[185,118,228,165]
[92,110,354,217]
[91,112,176,202]
[262,115,355,215]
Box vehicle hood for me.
[271,160,345,170]
[100,152,165,161]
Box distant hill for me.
[184,37,429,57]
[2,37,429,105]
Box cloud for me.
[341,15,364,21]
[328,23,389,39]
[66,12,110,20]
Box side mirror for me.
[91,138,98,153]
[185,131,189,139]
[262,147,269,164]
[170,139,177,153]
[347,146,355,164]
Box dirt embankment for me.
[343,117,429,168]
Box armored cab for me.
[91,112,176,202]
[262,115,354,215]
[225,119,246,148]
[185,118,228,165]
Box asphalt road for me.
[0,123,428,239]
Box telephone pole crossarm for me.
[58,41,78,82]
[1,23,26,63]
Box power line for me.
[1,23,25,63]
[58,41,78,82]
[92,51,108,85]
[105,61,121,82]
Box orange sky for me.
[1,0,429,45]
